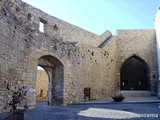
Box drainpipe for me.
[155,7,160,98]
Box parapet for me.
[116,29,155,36]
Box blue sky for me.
[22,0,160,35]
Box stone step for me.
[121,91,152,97]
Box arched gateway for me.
[120,56,150,91]
[37,55,64,105]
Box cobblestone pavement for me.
[1,102,160,120]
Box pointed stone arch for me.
[120,55,150,91]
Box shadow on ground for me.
[0,102,160,120]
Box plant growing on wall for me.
[8,85,28,112]
[4,83,28,120]
[3,68,28,120]
[4,70,28,110]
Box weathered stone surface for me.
[36,70,48,102]
[0,0,158,114]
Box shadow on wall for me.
[120,55,150,91]
[37,55,64,105]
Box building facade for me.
[0,0,159,114]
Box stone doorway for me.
[36,66,49,103]
[37,55,64,105]
[120,56,150,91]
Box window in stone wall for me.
[39,18,47,33]
[39,21,44,33]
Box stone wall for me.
[115,30,158,94]
[68,40,117,101]
[0,0,114,113]
[19,0,112,47]
[0,0,158,114]
[36,69,48,102]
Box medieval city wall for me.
[0,0,158,114]
[20,0,112,47]
[68,39,117,101]
[115,30,158,94]
[0,0,116,113]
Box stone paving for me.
[1,101,160,120]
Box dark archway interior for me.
[120,56,150,91]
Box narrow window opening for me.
[39,18,47,33]
[39,21,44,33]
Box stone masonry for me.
[36,69,48,102]
[0,0,158,114]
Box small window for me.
[39,21,44,33]
[39,18,47,33]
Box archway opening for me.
[36,55,64,105]
[36,66,49,104]
[120,56,150,91]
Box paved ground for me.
[0,102,160,120]
[0,97,160,120]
